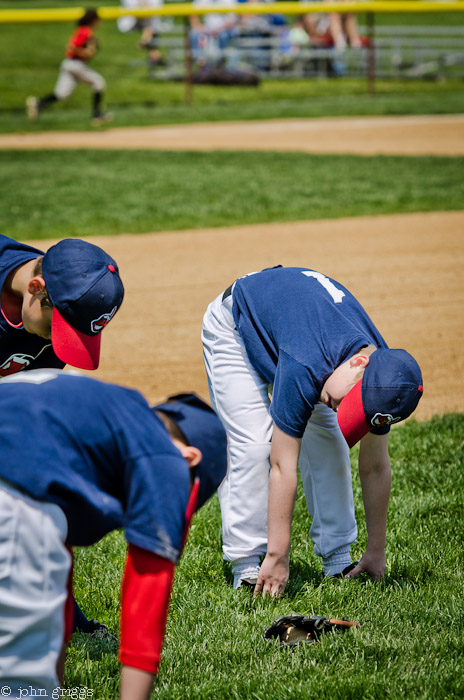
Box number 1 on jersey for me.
[301,271,345,304]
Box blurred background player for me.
[202,265,423,596]
[0,371,227,700]
[26,9,112,126]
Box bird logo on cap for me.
[371,412,402,428]
[90,306,118,334]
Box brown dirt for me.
[4,114,464,155]
[24,210,464,423]
[14,114,464,423]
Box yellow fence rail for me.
[1,1,464,24]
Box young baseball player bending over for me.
[0,371,227,700]
[26,9,112,126]
[202,265,423,596]
[0,233,125,635]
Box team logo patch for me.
[371,412,402,428]
[0,346,52,377]
[91,306,118,334]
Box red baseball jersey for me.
[65,26,93,60]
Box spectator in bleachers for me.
[117,0,166,66]
[238,0,288,71]
[300,0,368,76]
[288,16,311,53]
[190,0,239,65]
[302,0,364,51]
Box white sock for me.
[322,545,351,577]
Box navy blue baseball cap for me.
[153,393,227,509]
[337,348,423,448]
[42,239,124,370]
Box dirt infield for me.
[4,113,464,155]
[24,210,464,423]
[14,114,464,422]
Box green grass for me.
[3,81,464,134]
[0,3,463,132]
[1,150,463,238]
[68,413,464,699]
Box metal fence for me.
[143,21,464,82]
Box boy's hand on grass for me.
[254,552,289,598]
[345,550,385,582]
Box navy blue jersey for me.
[0,234,64,376]
[232,267,388,438]
[0,370,191,563]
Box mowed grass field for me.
[1,3,464,699]
[2,150,464,238]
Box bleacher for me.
[142,21,464,82]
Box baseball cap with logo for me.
[337,348,423,448]
[153,393,228,509]
[42,239,124,370]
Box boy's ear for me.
[178,445,203,469]
[27,276,46,296]
[350,354,370,369]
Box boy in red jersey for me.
[26,9,112,126]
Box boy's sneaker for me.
[26,96,39,121]
[322,561,359,579]
[89,620,118,643]
[233,566,260,589]
[91,112,114,127]
[237,575,259,589]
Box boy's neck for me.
[1,259,37,325]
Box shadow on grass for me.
[222,556,326,596]
[287,558,324,594]
[222,559,234,588]
[218,555,436,596]
[71,631,119,661]
[384,565,436,588]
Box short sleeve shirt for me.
[65,26,93,60]
[232,266,388,438]
[0,370,191,563]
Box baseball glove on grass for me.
[263,613,361,647]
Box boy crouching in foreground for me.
[0,370,227,700]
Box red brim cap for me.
[337,379,371,448]
[51,307,101,370]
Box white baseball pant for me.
[0,479,71,697]
[54,59,105,100]
[201,289,358,565]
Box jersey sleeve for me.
[71,26,92,49]
[123,450,190,563]
[270,349,318,438]
[119,544,175,674]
